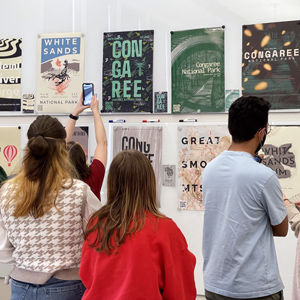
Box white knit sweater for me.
[0,179,102,284]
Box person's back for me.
[202,96,288,300]
[0,115,101,300]
[203,151,285,298]
[79,150,196,300]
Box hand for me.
[73,93,89,116]
[90,95,99,113]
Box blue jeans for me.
[11,277,86,300]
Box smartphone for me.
[253,155,262,163]
[82,83,94,106]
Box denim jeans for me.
[11,277,86,300]
[205,289,284,300]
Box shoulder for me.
[151,216,188,247]
[89,159,105,171]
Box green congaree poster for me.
[171,27,225,113]
[102,30,154,113]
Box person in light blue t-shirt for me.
[202,96,288,300]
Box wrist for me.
[69,113,79,120]
[284,198,291,204]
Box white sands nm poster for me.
[262,126,300,203]
[0,39,22,112]
[36,33,84,113]
[178,125,231,210]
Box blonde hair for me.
[5,115,77,218]
[85,149,164,254]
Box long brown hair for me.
[66,141,90,180]
[85,149,164,254]
[5,115,76,218]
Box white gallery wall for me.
[0,0,299,298]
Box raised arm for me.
[90,96,108,167]
[65,93,89,143]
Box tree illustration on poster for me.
[242,20,300,109]
[171,27,225,113]
[102,30,154,113]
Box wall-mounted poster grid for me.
[36,32,85,113]
[178,125,231,210]
[0,39,22,112]
[0,127,21,177]
[113,126,162,206]
[102,30,154,113]
[261,126,300,205]
[242,21,300,109]
[171,27,225,113]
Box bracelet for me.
[283,198,290,202]
[69,114,79,120]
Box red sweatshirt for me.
[79,212,196,300]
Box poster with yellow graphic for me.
[242,20,300,109]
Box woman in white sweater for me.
[0,115,101,300]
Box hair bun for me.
[27,135,49,156]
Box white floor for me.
[0,277,205,300]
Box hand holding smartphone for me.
[82,83,94,106]
[253,155,262,163]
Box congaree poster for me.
[113,126,162,205]
[36,32,85,113]
[0,38,22,112]
[242,20,300,109]
[102,30,154,113]
[171,27,225,113]
[178,125,231,210]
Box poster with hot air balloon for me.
[0,127,21,176]
[0,38,22,112]
[242,20,300,109]
[36,32,85,113]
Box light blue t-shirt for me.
[202,151,287,298]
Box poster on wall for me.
[113,126,162,205]
[102,30,154,113]
[242,20,300,109]
[171,27,225,113]
[0,38,22,112]
[178,125,231,210]
[154,91,168,113]
[36,32,85,113]
[0,127,21,177]
[22,94,34,113]
[262,126,300,203]
[71,126,89,162]
[225,89,240,111]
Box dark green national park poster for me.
[102,30,154,113]
[171,27,225,113]
[242,20,300,109]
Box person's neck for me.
[228,141,256,156]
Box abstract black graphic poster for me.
[102,30,154,113]
[242,21,300,109]
[171,27,225,113]
[0,38,22,112]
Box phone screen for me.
[82,83,94,106]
